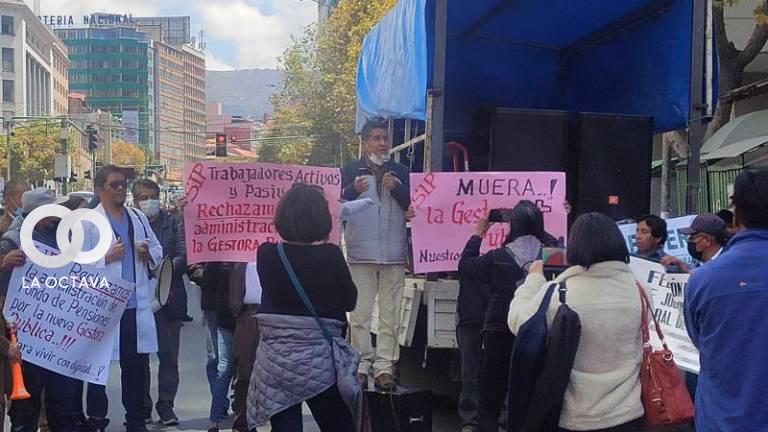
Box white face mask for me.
[139,199,161,218]
[368,152,391,166]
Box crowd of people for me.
[0,120,763,432]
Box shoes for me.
[182,314,194,322]
[374,373,396,391]
[158,407,180,426]
[84,417,110,432]
[208,428,219,432]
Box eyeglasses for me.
[107,181,127,191]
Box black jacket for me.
[458,235,527,332]
[201,262,236,330]
[148,209,187,320]
[456,237,491,327]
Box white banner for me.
[3,243,131,384]
[618,215,696,266]
[629,256,699,373]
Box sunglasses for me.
[107,181,128,191]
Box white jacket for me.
[507,261,644,431]
[85,204,163,357]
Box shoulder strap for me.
[637,282,667,349]
[536,283,558,316]
[558,282,567,304]
[277,242,334,345]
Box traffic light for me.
[70,170,78,183]
[84,170,92,180]
[215,133,227,157]
[86,125,98,150]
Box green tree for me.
[262,0,397,166]
[1,121,63,184]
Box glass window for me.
[2,80,13,102]
[2,48,13,71]
[1,16,14,35]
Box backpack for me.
[507,282,582,432]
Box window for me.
[1,48,13,71]
[1,16,13,35]
[2,80,13,102]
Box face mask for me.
[687,240,703,262]
[368,152,390,166]
[139,199,161,218]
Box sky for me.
[31,0,319,70]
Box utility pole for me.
[3,111,12,182]
[60,119,70,196]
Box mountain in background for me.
[206,69,282,118]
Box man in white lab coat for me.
[84,165,163,432]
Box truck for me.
[357,0,717,398]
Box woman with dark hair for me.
[508,213,643,432]
[247,183,359,432]
[458,200,553,432]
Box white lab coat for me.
[84,204,163,358]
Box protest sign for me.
[618,215,696,265]
[629,256,699,373]
[2,242,131,384]
[410,171,567,274]
[183,161,342,264]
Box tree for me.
[111,140,147,167]
[262,0,397,166]
[0,121,62,184]
[711,0,768,133]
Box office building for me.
[183,44,206,164]
[1,0,68,118]
[54,26,155,157]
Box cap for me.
[680,213,727,238]
[21,187,56,214]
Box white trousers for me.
[348,263,404,377]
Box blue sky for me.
[32,0,318,70]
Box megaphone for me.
[7,321,30,401]
[150,256,173,313]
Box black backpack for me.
[507,282,582,432]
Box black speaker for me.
[574,113,653,220]
[366,387,433,432]
[489,108,570,172]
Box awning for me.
[701,109,768,155]
[703,136,768,161]
[356,0,715,133]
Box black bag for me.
[507,282,581,432]
[365,387,433,432]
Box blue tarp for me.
[356,0,714,134]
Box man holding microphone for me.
[341,120,410,391]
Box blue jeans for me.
[205,311,236,423]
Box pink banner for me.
[410,171,567,273]
[183,162,341,264]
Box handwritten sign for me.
[410,171,567,274]
[3,242,131,384]
[183,162,342,264]
[629,256,698,373]
[618,215,696,265]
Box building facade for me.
[54,26,155,157]
[153,40,185,181]
[1,0,68,119]
[133,17,190,47]
[183,44,206,165]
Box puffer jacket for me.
[247,313,360,427]
[341,158,410,264]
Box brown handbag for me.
[637,283,695,426]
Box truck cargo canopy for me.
[356,0,711,133]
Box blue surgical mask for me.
[139,199,161,218]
